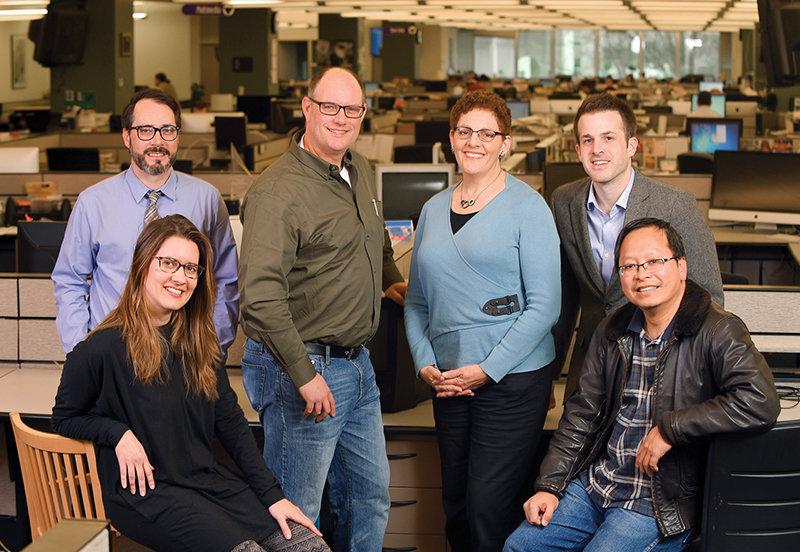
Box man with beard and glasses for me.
[53,89,238,357]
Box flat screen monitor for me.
[270,100,304,134]
[726,100,759,117]
[364,81,380,93]
[691,93,725,117]
[16,221,67,273]
[507,100,531,120]
[667,100,691,115]
[688,118,741,154]
[549,99,582,115]
[375,164,455,222]
[180,112,244,133]
[215,116,248,152]
[414,120,451,146]
[699,81,724,93]
[543,162,587,204]
[424,80,447,92]
[709,150,800,227]
[46,148,100,171]
[0,147,39,173]
[236,95,272,124]
[210,93,236,112]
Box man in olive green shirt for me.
[238,67,406,552]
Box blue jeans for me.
[241,338,390,552]
[503,479,695,552]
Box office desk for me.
[713,228,800,286]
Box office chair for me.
[10,411,108,541]
[700,420,800,551]
[677,153,714,174]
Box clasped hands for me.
[419,364,490,397]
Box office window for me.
[518,30,552,79]
[680,31,721,80]
[642,30,676,79]
[474,36,516,78]
[554,29,595,78]
[599,30,639,80]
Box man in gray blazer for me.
[551,93,723,399]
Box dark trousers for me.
[432,368,551,552]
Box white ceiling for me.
[0,0,761,32]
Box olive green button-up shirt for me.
[239,132,403,388]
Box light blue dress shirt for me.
[52,168,239,355]
[586,169,635,285]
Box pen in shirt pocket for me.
[371,198,379,217]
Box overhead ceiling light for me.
[133,11,147,19]
[0,8,46,15]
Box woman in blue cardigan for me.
[404,91,562,552]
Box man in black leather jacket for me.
[504,218,779,552]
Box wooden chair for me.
[10,411,107,541]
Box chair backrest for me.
[701,420,800,552]
[10,412,106,541]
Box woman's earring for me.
[451,146,455,153]
[499,150,506,159]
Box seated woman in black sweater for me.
[52,215,330,552]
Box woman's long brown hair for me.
[92,215,221,400]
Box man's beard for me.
[131,146,176,176]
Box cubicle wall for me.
[0,275,64,365]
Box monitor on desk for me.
[507,100,531,120]
[691,93,726,117]
[375,164,455,223]
[236,95,272,125]
[270,100,304,134]
[16,221,67,273]
[699,81,724,93]
[726,100,759,117]
[709,150,800,228]
[214,116,248,152]
[0,147,39,173]
[549,99,582,115]
[46,148,100,171]
[688,118,741,154]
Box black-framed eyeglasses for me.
[308,97,366,119]
[618,257,678,277]
[153,256,204,279]
[453,126,506,143]
[129,125,180,141]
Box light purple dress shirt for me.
[52,168,239,355]
[586,169,635,285]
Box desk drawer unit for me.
[385,435,447,552]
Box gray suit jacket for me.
[550,170,724,398]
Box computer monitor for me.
[667,100,692,115]
[375,164,455,222]
[180,112,244,133]
[709,150,800,228]
[414,120,451,146]
[270,100,305,134]
[424,80,447,92]
[236,95,272,125]
[214,116,248,152]
[16,221,67,273]
[364,81,380,94]
[699,81,724,93]
[549,99,582,115]
[687,118,741,154]
[210,93,236,112]
[542,162,587,205]
[691,93,726,117]
[0,147,39,173]
[46,148,100,171]
[507,100,531,120]
[726,100,759,117]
